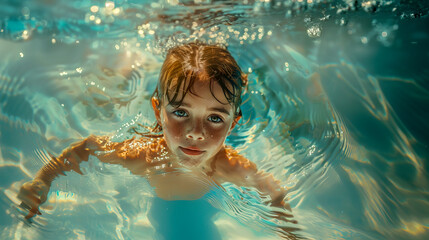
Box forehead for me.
[165,79,232,107]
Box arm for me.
[215,148,298,236]
[18,135,151,219]
[242,169,299,238]
[216,148,290,209]
[226,162,291,211]
[34,135,97,185]
[246,169,290,210]
[37,134,157,183]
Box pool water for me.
[1,0,428,239]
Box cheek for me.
[205,125,229,143]
[163,117,184,138]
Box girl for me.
[18,42,296,236]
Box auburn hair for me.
[133,42,247,135]
[153,42,247,116]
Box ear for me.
[151,97,161,124]
[228,114,241,135]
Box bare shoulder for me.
[213,146,258,184]
[87,134,165,161]
[224,147,256,170]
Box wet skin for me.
[18,80,294,227]
[153,80,238,170]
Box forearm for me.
[259,184,288,209]
[250,172,291,210]
[35,136,97,185]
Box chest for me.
[143,153,210,199]
[147,171,213,200]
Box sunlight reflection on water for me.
[0,0,428,239]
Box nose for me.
[186,120,205,141]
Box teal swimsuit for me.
[148,193,222,240]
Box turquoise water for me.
[1,0,428,239]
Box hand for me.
[18,179,50,219]
[270,203,300,239]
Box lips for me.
[179,146,205,156]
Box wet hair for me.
[133,42,247,136]
[153,42,247,116]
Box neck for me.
[200,146,228,177]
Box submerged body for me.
[150,195,222,240]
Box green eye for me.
[208,115,223,123]
[173,110,187,117]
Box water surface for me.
[0,0,428,239]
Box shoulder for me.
[120,136,163,149]
[118,136,164,155]
[213,146,257,183]
[89,134,165,160]
[224,147,256,170]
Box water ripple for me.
[1,1,428,240]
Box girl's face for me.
[153,80,239,168]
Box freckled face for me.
[153,81,238,167]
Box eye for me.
[173,110,188,118]
[208,115,223,123]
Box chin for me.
[180,159,201,167]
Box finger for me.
[28,206,41,217]
[19,194,41,212]
[25,210,36,219]
[273,210,294,218]
[283,202,292,212]
[19,202,31,210]
[20,201,41,218]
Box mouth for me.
[179,146,205,156]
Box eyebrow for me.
[172,102,231,116]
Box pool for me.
[1,0,428,239]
